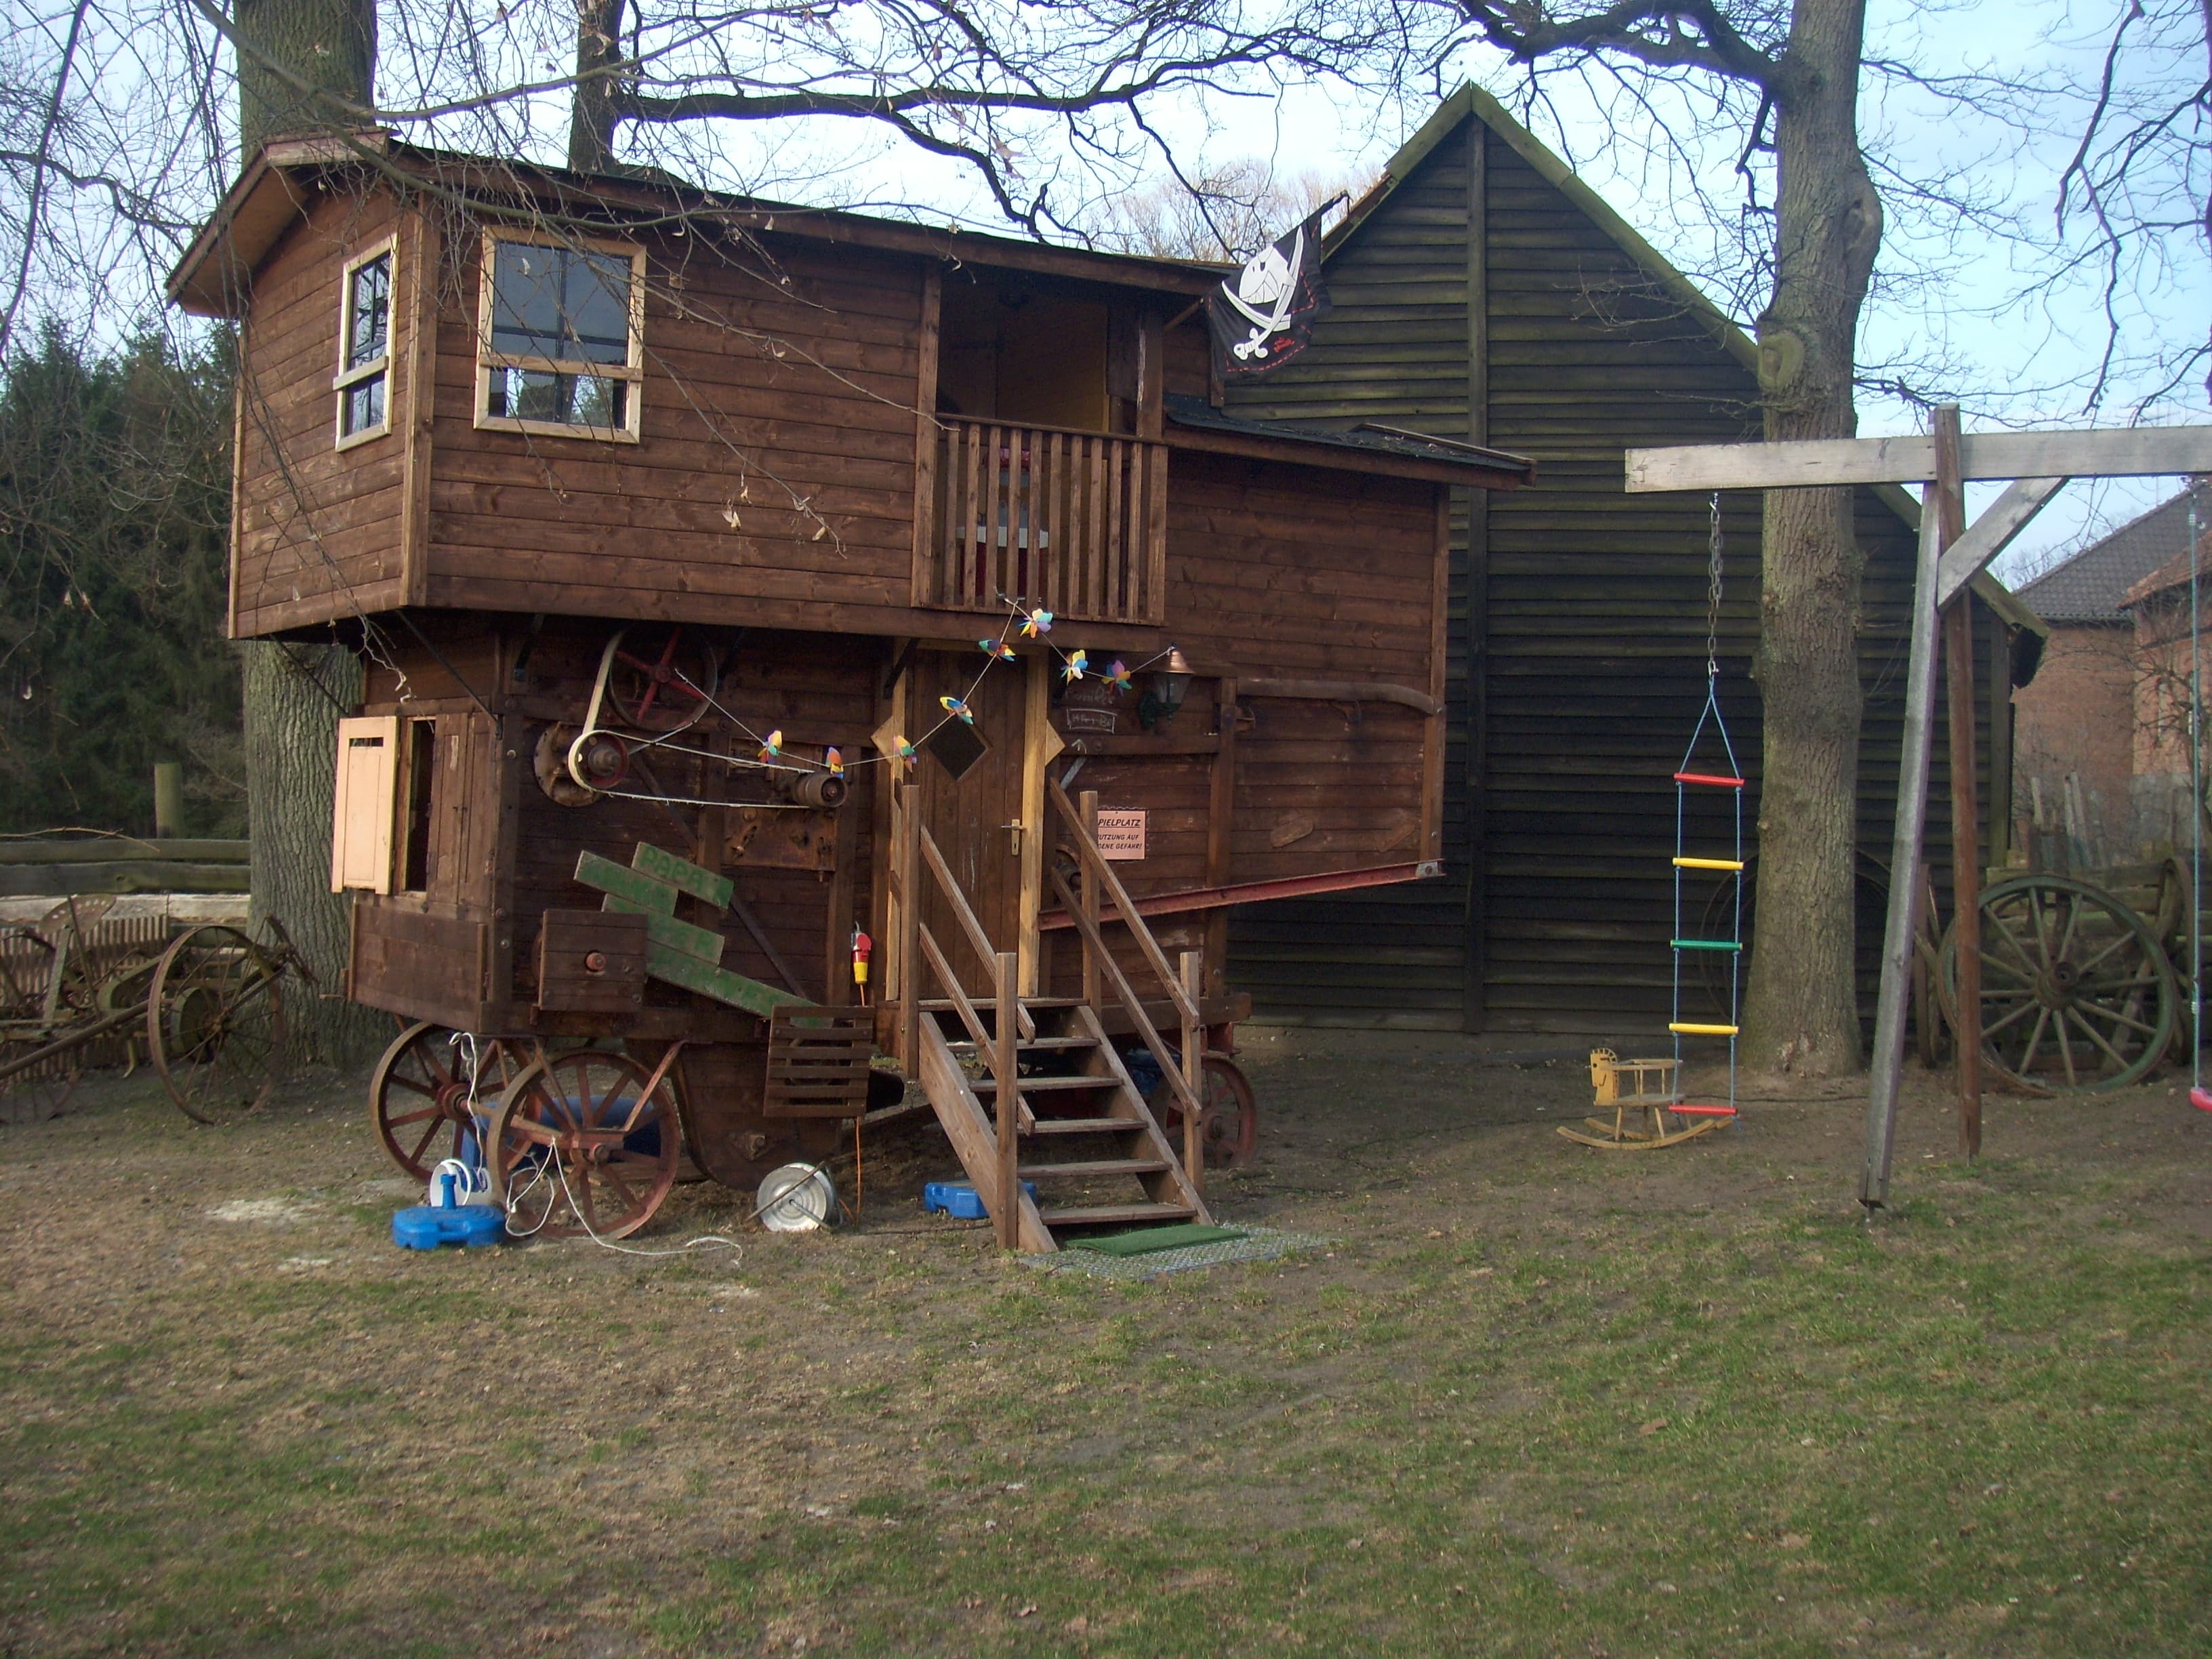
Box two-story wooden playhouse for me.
[168,136,1534,1250]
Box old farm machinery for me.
[0,898,305,1126]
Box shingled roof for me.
[2015,483,2211,622]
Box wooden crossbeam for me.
[1625,424,2212,493]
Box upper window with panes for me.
[476,232,644,441]
[333,243,394,448]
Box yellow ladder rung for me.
[1669,1022,1739,1036]
[1672,857,1744,871]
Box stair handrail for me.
[1047,779,1202,1030]
[916,821,1036,1040]
[1045,864,1205,1127]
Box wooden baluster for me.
[994,949,1019,1250]
[1046,431,1066,617]
[1107,438,1127,619]
[1022,429,1041,610]
[1080,787,1101,1010]
[898,777,922,1076]
[1087,436,1107,620]
[1179,949,1204,1193]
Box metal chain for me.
[1705,491,1725,682]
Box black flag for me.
[1206,209,1333,381]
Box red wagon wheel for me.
[1152,1053,1260,1170]
[369,1023,522,1181]
[605,626,720,733]
[489,1050,682,1239]
[146,924,288,1124]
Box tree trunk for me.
[233,0,386,1067]
[233,0,376,158]
[568,0,628,172]
[1738,0,1883,1079]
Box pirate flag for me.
[1207,207,1334,381]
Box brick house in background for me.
[2013,481,2212,863]
[2121,506,2212,851]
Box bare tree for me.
[1080,158,1366,260]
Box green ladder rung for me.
[1671,938,1742,952]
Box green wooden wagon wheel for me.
[1937,874,2176,1094]
[489,1050,682,1239]
[146,924,289,1123]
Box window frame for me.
[473,227,647,443]
[331,237,397,451]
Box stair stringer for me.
[917,1017,1057,1253]
[1066,1005,1212,1225]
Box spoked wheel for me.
[1151,1054,1260,1170]
[0,1040,82,1127]
[369,1023,522,1181]
[146,924,288,1124]
[489,1050,682,1239]
[605,625,720,733]
[1938,874,2177,1094]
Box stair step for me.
[1022,1115,1149,1135]
[920,997,1083,1012]
[945,1036,1097,1054]
[1019,1157,1170,1179]
[1036,1202,1199,1227]
[971,1074,1114,1094]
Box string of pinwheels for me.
[572,597,1175,811]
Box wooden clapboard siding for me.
[232,189,411,637]
[1223,98,2018,1033]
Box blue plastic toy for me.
[923,1180,1037,1220]
[392,1204,506,1249]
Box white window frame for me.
[474,227,646,443]
[332,237,396,451]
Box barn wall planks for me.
[1224,108,2011,1033]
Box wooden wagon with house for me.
[168,135,1534,1249]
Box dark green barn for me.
[1223,85,2044,1035]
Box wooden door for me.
[909,648,1027,997]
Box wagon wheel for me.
[605,626,720,734]
[489,1050,682,1239]
[0,1039,82,1126]
[0,926,60,1021]
[96,949,165,1076]
[369,1023,523,1181]
[1937,874,2176,1094]
[146,924,289,1124]
[1151,1054,1259,1170]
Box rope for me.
[2192,491,2203,1094]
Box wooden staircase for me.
[893,783,1215,1253]
[917,996,1208,1253]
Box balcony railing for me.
[918,420,1168,627]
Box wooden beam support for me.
[1933,476,2068,607]
[1862,488,1948,1209]
[1936,407,1983,1161]
[1626,425,2212,493]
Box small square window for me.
[476,232,643,441]
[333,243,394,449]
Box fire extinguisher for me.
[851,928,873,1005]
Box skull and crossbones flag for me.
[1207,208,1334,381]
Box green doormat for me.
[1067,1223,1246,1257]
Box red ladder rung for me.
[1674,771,1746,789]
[1669,1103,1739,1117]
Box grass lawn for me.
[3,1029,2209,1656]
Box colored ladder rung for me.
[1674,771,1746,788]
[1668,1022,1738,1036]
[1671,857,1744,871]
[1669,1103,1739,1118]
[1671,938,1741,952]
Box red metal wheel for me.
[489,1050,682,1239]
[369,1023,519,1181]
[605,626,720,733]
[1153,1052,1259,1170]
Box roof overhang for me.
[1165,396,1535,489]
[168,136,1223,319]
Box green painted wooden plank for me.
[600,895,726,965]
[643,943,797,1017]
[574,850,677,914]
[632,842,735,908]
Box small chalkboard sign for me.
[1097,809,1146,860]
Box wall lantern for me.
[1139,646,1195,731]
